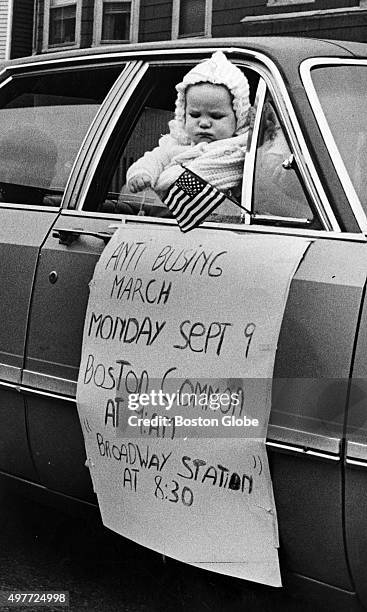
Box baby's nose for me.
[199,116,211,127]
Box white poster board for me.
[77,226,310,587]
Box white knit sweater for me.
[126,132,248,196]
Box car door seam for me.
[341,276,367,591]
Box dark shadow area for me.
[0,489,323,612]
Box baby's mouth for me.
[196,133,213,141]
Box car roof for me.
[2,37,366,91]
[4,36,367,69]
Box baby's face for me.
[185,83,236,144]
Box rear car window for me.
[0,65,123,206]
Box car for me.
[0,35,367,610]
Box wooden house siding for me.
[212,0,361,33]
[241,6,367,41]
[0,0,9,60]
[32,0,367,55]
[211,0,367,41]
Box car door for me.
[23,49,366,603]
[0,59,125,484]
[22,56,147,502]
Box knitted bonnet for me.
[169,51,250,144]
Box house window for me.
[172,0,212,38]
[43,0,82,50]
[93,0,140,44]
[50,4,76,44]
[102,2,130,40]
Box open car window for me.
[83,63,259,225]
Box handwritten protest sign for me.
[77,226,310,587]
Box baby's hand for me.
[128,174,152,193]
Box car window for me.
[83,63,259,224]
[252,96,315,225]
[311,64,367,215]
[0,66,123,206]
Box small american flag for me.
[163,169,227,232]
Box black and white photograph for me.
[0,0,367,610]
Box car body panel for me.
[23,212,114,391]
[0,387,39,482]
[0,208,59,378]
[0,207,59,482]
[270,237,367,588]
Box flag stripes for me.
[163,169,227,232]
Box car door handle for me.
[52,227,114,246]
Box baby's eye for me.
[211,113,225,120]
[189,111,200,118]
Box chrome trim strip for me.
[267,423,340,455]
[22,370,76,398]
[227,226,365,241]
[346,459,367,468]
[121,214,365,241]
[22,386,76,403]
[0,203,61,212]
[0,75,13,89]
[300,58,367,233]
[0,378,20,390]
[0,378,75,403]
[266,441,305,453]
[266,440,340,461]
[306,449,340,460]
[0,363,21,384]
[61,209,127,221]
[243,78,266,222]
[346,440,367,462]
[253,215,311,225]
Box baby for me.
[126,51,250,200]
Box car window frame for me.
[300,57,367,234]
[243,79,319,229]
[0,57,135,211]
